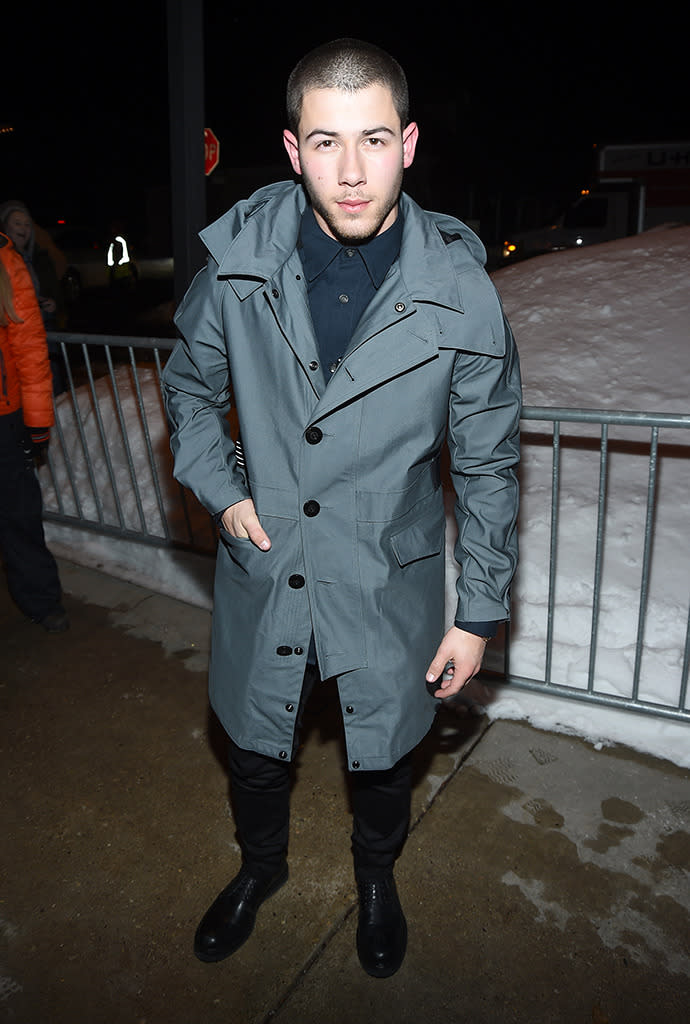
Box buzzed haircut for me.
[286,38,410,134]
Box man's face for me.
[283,83,418,244]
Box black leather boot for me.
[194,863,288,962]
[356,872,407,978]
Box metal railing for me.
[41,333,690,722]
[498,406,690,723]
[42,332,217,553]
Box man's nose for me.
[338,145,366,187]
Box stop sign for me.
[204,128,220,176]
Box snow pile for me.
[41,226,690,766]
[496,225,689,413]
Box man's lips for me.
[337,199,371,213]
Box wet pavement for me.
[2,557,689,1023]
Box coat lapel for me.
[310,264,442,422]
[268,255,326,397]
[204,184,327,396]
[310,200,468,422]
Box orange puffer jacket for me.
[0,232,54,428]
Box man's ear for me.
[402,121,419,170]
[283,130,302,176]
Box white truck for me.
[501,141,690,262]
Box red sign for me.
[204,128,220,176]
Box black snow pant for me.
[228,662,413,881]
[0,409,62,620]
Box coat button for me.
[345,705,354,714]
[285,703,295,712]
[305,426,323,445]
[288,574,305,588]
[279,750,288,759]
[303,500,320,517]
[276,645,293,656]
[351,760,360,769]
[309,360,319,371]
[294,646,304,655]
[395,301,406,313]
[272,288,280,299]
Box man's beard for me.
[303,169,403,246]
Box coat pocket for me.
[218,527,272,576]
[390,510,445,568]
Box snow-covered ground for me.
[41,225,690,767]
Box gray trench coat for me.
[162,182,521,770]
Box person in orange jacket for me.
[0,231,68,631]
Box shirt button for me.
[303,500,320,517]
[276,645,293,656]
[305,426,323,445]
[345,249,356,258]
[288,574,305,588]
[338,293,349,304]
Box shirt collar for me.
[298,204,403,288]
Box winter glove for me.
[22,426,51,465]
[29,427,51,451]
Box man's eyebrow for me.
[304,129,338,141]
[304,126,397,141]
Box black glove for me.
[23,426,51,463]
[30,426,51,449]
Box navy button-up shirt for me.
[299,205,403,379]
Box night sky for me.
[3,4,686,245]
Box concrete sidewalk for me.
[2,559,689,1024]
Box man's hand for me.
[220,498,271,550]
[425,626,488,699]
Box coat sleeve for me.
[8,249,53,428]
[447,314,521,623]
[161,260,250,517]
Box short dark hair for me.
[286,38,410,134]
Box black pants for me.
[0,410,62,620]
[228,663,413,880]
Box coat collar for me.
[200,181,485,312]
[199,182,504,421]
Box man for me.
[162,38,520,978]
